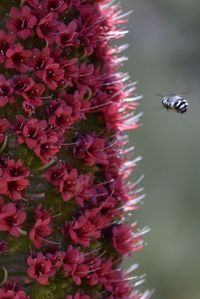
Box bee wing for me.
[179,86,192,98]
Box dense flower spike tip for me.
[0,0,150,298]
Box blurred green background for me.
[121,1,200,298]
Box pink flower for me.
[31,47,54,78]
[17,117,46,147]
[4,159,30,180]
[7,179,29,201]
[27,252,55,285]
[45,163,93,205]
[63,214,101,246]
[58,168,80,201]
[112,223,144,255]
[0,159,30,201]
[21,81,46,112]
[104,145,123,177]
[74,63,97,93]
[59,168,91,202]
[41,63,64,90]
[19,118,47,148]
[34,130,59,164]
[7,6,37,39]
[12,74,34,94]
[62,245,89,285]
[84,206,112,231]
[0,197,26,237]
[106,280,132,299]
[62,245,84,274]
[29,204,53,248]
[47,98,76,131]
[0,30,16,63]
[61,58,78,85]
[73,134,108,166]
[0,280,29,299]
[77,5,103,56]
[48,47,62,63]
[12,115,26,137]
[36,12,59,44]
[42,0,68,14]
[47,249,63,271]
[58,92,81,123]
[55,21,78,47]
[0,75,14,107]
[23,0,42,15]
[82,254,102,286]
[5,43,32,73]
[45,162,67,187]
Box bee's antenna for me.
[156,93,164,97]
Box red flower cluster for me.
[0,158,30,200]
[26,245,148,299]
[73,133,108,166]
[45,162,93,204]
[0,0,150,299]
[0,197,26,237]
[7,6,37,39]
[0,280,30,299]
[112,223,144,256]
[14,116,59,164]
[27,252,56,285]
[29,204,53,248]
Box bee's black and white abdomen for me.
[173,98,188,114]
[161,94,188,114]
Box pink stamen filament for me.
[40,238,61,245]
[80,100,112,112]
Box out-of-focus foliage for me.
[123,1,200,299]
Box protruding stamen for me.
[0,267,8,285]
[0,135,8,153]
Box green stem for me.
[34,159,56,171]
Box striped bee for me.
[157,93,189,114]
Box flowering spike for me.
[0,0,151,298]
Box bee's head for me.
[161,95,171,106]
[157,93,173,106]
